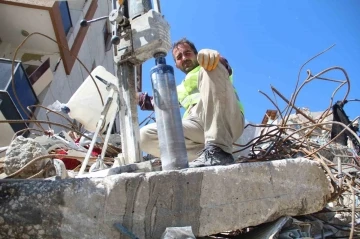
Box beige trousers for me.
[140,63,244,161]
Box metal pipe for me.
[100,108,118,161]
[127,0,152,20]
[78,89,115,175]
[80,16,108,27]
[117,62,142,164]
[150,55,189,170]
[337,156,343,189]
[153,0,161,13]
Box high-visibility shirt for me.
[177,65,245,118]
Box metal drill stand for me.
[80,0,172,165]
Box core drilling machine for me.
[80,0,189,171]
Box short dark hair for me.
[172,38,198,55]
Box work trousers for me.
[140,63,245,161]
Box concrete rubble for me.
[0,158,330,239]
[1,0,359,237]
[4,136,53,179]
[0,102,360,239]
[0,103,359,238]
[0,65,360,238]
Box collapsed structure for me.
[0,0,360,239]
[1,84,359,238]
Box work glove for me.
[197,49,220,71]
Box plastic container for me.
[65,66,118,132]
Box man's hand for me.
[197,49,220,71]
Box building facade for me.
[0,0,115,147]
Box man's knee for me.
[139,123,157,150]
[139,125,150,147]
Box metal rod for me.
[271,86,328,131]
[117,62,142,164]
[80,16,108,27]
[78,93,115,175]
[78,116,105,175]
[337,157,343,189]
[153,0,161,13]
[100,103,118,160]
[87,16,108,24]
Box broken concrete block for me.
[0,158,331,238]
[4,136,49,178]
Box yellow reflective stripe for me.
[229,69,245,114]
[177,66,201,108]
[177,83,188,108]
[229,73,233,84]
[183,66,200,94]
[187,65,201,75]
[178,65,245,117]
[238,101,244,114]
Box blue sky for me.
[138,0,360,125]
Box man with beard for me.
[137,38,245,167]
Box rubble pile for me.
[0,106,359,239]
[212,106,360,238]
[4,136,55,178]
[225,99,360,236]
[0,130,122,179]
[0,53,359,238]
[206,59,360,237]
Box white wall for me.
[0,112,15,147]
[32,68,53,95]
[0,4,58,53]
[33,1,116,134]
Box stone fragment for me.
[0,158,331,238]
[4,136,49,178]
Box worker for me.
[137,38,245,167]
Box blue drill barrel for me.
[150,56,189,170]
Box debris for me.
[89,156,109,172]
[0,38,359,239]
[53,158,68,179]
[35,131,87,153]
[75,160,154,178]
[0,158,331,238]
[4,136,52,178]
[54,148,82,170]
[79,131,102,147]
[226,216,291,239]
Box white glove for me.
[197,49,220,71]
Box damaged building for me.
[0,0,116,148]
[0,0,360,239]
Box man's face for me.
[172,43,199,74]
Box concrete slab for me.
[0,158,331,239]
